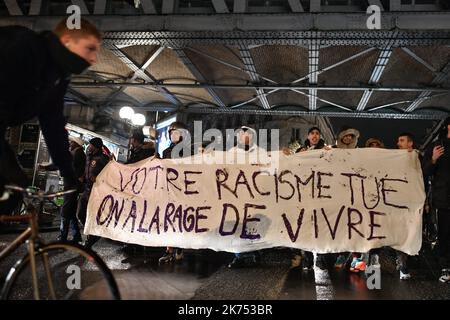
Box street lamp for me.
[119,106,146,126]
[119,106,134,120]
[131,113,146,126]
[119,106,147,161]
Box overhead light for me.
[119,106,134,119]
[131,113,146,126]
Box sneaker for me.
[302,265,313,272]
[400,271,411,280]
[369,254,381,269]
[71,235,82,244]
[159,252,174,264]
[350,258,366,273]
[228,257,245,269]
[315,254,327,270]
[395,257,401,271]
[175,249,184,262]
[334,255,346,269]
[56,235,68,243]
[439,269,450,283]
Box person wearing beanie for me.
[423,116,450,283]
[126,129,155,164]
[77,137,110,249]
[285,126,328,271]
[227,125,265,269]
[301,127,326,151]
[161,121,189,160]
[284,126,326,155]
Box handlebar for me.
[4,185,77,200]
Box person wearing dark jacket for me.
[126,130,155,164]
[40,136,86,242]
[423,117,450,283]
[120,130,155,261]
[77,138,110,249]
[286,127,328,271]
[0,19,101,213]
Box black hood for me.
[41,31,90,75]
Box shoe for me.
[291,254,302,268]
[120,244,136,254]
[350,258,366,273]
[71,235,82,244]
[334,255,346,269]
[315,254,327,270]
[438,269,450,283]
[302,266,312,272]
[369,254,381,269]
[228,257,245,269]
[121,257,133,264]
[175,249,184,262]
[400,271,411,280]
[395,257,401,271]
[56,235,68,242]
[159,252,174,264]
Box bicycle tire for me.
[1,242,121,300]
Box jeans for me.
[59,191,81,241]
[77,188,99,248]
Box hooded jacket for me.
[0,26,90,181]
[336,127,360,149]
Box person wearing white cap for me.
[227,125,264,268]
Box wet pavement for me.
[0,230,449,300]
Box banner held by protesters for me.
[85,148,425,255]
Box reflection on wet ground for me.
[1,231,449,300]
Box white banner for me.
[85,149,425,255]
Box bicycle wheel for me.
[1,242,120,300]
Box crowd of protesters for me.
[1,17,448,296]
[279,118,449,283]
[3,115,450,284]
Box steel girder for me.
[405,60,450,112]
[308,38,320,111]
[104,43,182,106]
[238,44,272,110]
[70,81,450,93]
[102,46,165,108]
[101,30,450,47]
[160,106,448,120]
[356,34,398,111]
[173,48,226,107]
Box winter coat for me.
[423,138,450,209]
[0,26,89,181]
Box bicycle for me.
[0,185,121,300]
[1,186,60,231]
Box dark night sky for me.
[329,118,439,149]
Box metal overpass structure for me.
[1,0,450,121]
